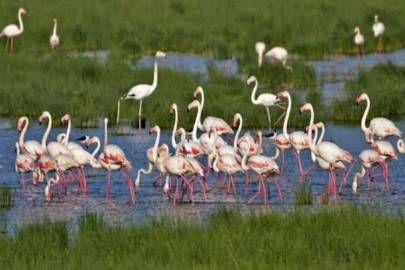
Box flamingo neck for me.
[19,117,28,149]
[212,154,220,173]
[16,143,20,156]
[104,121,108,149]
[195,101,204,133]
[41,114,52,149]
[172,107,178,148]
[361,96,370,133]
[52,22,57,37]
[241,143,250,171]
[310,125,319,162]
[90,138,102,168]
[175,130,186,155]
[153,128,160,163]
[197,91,204,131]
[256,133,262,155]
[63,118,71,146]
[233,116,242,151]
[151,59,158,92]
[18,11,24,34]
[258,53,263,67]
[307,107,317,155]
[317,124,325,145]
[250,79,260,105]
[282,93,292,141]
[270,147,280,160]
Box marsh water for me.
[2,49,405,229]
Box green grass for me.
[333,63,405,122]
[294,183,313,205]
[0,52,323,129]
[1,0,404,59]
[0,186,14,207]
[1,207,405,269]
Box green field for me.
[0,207,404,269]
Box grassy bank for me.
[0,207,404,269]
[1,0,404,59]
[333,63,405,122]
[0,53,322,129]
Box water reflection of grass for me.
[0,207,404,269]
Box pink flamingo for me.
[357,93,401,143]
[0,8,26,52]
[15,142,40,198]
[38,111,72,157]
[352,149,384,193]
[60,114,84,151]
[241,140,281,204]
[17,117,47,159]
[371,140,397,190]
[193,87,233,135]
[277,91,312,178]
[273,132,291,176]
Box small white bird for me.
[50,18,60,50]
[255,42,266,67]
[353,27,364,58]
[0,8,27,52]
[372,15,385,57]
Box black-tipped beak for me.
[76,136,87,141]
[356,102,359,106]
[39,121,42,125]
[299,109,302,115]
[121,94,127,99]
[187,108,190,113]
[149,130,152,135]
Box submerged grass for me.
[294,183,313,205]
[333,63,405,122]
[0,207,405,269]
[0,186,14,208]
[0,53,324,129]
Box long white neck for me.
[172,107,179,148]
[212,153,220,173]
[63,118,71,146]
[361,96,370,133]
[18,11,24,34]
[353,165,366,192]
[317,123,325,145]
[282,93,292,141]
[19,117,28,149]
[89,138,102,168]
[310,126,319,162]
[195,102,204,134]
[258,53,263,67]
[175,130,186,155]
[250,79,260,105]
[153,128,160,163]
[52,22,57,36]
[41,114,52,149]
[270,147,280,160]
[256,133,262,155]
[16,142,20,156]
[233,116,242,151]
[307,107,317,155]
[241,142,251,171]
[104,121,108,149]
[197,91,205,131]
[151,59,158,91]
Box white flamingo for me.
[371,140,397,190]
[247,75,285,133]
[15,142,40,198]
[50,18,60,50]
[354,27,364,58]
[373,15,385,57]
[0,8,26,52]
[352,149,384,193]
[60,114,85,151]
[265,47,291,69]
[255,42,266,67]
[117,51,166,129]
[17,116,47,159]
[357,93,401,143]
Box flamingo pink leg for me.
[292,150,304,177]
[247,174,267,204]
[121,169,135,204]
[152,173,163,186]
[106,169,111,203]
[229,174,237,195]
[274,176,283,201]
[280,150,285,176]
[244,172,250,197]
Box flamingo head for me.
[156,51,166,59]
[86,136,98,147]
[170,103,177,114]
[19,8,27,16]
[175,127,185,138]
[60,114,70,124]
[45,184,53,202]
[277,91,288,99]
[157,144,169,157]
[53,18,57,24]
[193,86,203,98]
[149,125,159,135]
[299,103,313,114]
[255,42,266,55]
[356,93,368,105]
[232,113,241,128]
[246,76,256,85]
[38,111,51,124]
[354,27,360,34]
[57,133,66,143]
[253,130,262,141]
[374,14,379,22]
[17,117,26,132]
[187,100,200,112]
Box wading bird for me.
[17,117,47,159]
[15,142,40,198]
[255,42,266,67]
[373,15,385,57]
[50,18,60,50]
[118,51,166,130]
[354,27,364,58]
[352,149,384,193]
[0,8,26,52]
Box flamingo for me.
[273,131,291,176]
[301,103,354,196]
[0,8,26,52]
[53,154,80,192]
[277,91,312,178]
[354,27,365,58]
[241,140,281,204]
[50,18,60,50]
[60,114,83,151]
[265,47,291,69]
[352,149,384,193]
[247,75,285,134]
[357,93,401,143]
[39,111,72,157]
[209,128,244,196]
[192,87,233,135]
[135,125,164,187]
[371,140,397,190]
[15,142,40,198]
[117,51,166,129]
[44,176,62,202]
[37,156,59,190]
[17,117,47,159]
[373,15,385,57]
[255,42,266,67]
[101,118,135,203]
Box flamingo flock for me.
[12,88,405,205]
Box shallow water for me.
[1,119,405,229]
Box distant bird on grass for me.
[50,18,60,50]
[373,15,385,57]
[0,8,27,52]
[353,27,364,58]
[255,42,291,69]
